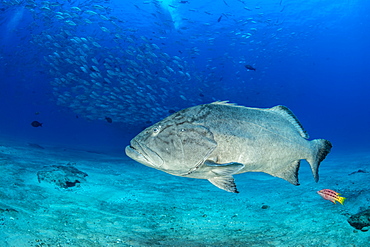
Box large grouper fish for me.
[125,101,332,193]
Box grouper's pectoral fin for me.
[205,161,244,193]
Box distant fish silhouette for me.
[245,65,256,71]
[105,117,113,123]
[31,121,43,127]
[349,169,368,175]
[28,143,45,149]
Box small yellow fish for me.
[317,189,346,205]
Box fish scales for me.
[126,102,332,193]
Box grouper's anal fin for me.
[205,160,244,193]
[266,160,300,186]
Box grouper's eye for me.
[152,125,161,135]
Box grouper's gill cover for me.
[125,101,332,193]
[129,120,217,175]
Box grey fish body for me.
[125,102,332,193]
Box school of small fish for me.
[0,0,293,127]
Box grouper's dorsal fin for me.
[268,105,309,139]
[211,101,236,106]
[210,101,245,108]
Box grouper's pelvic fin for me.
[205,161,244,193]
[307,139,332,182]
[208,176,239,193]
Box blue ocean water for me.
[0,0,370,246]
[1,0,369,152]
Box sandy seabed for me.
[0,139,369,247]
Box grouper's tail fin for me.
[307,139,332,182]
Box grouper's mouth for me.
[125,140,164,168]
